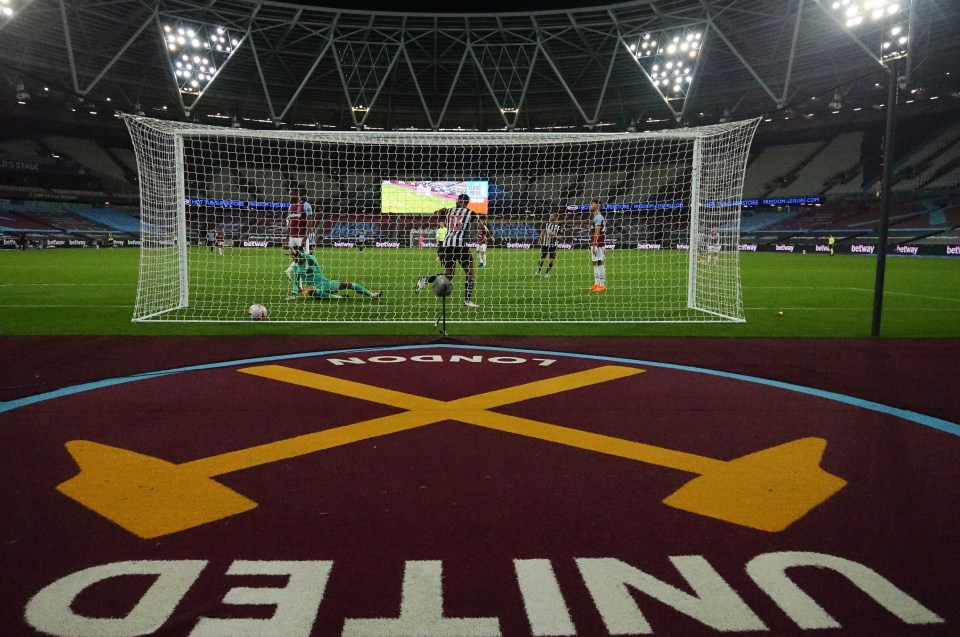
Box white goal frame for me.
[125,115,759,324]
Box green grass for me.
[2,247,959,337]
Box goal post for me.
[124,115,759,324]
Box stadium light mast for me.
[824,0,911,336]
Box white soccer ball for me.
[433,275,453,297]
[248,303,268,320]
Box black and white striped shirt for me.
[541,221,561,247]
[442,206,476,247]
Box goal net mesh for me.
[125,116,758,323]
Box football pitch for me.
[1,247,959,337]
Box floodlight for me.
[633,26,703,105]
[162,22,241,100]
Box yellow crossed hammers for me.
[56,365,845,538]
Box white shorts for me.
[288,236,309,250]
[590,246,606,263]
[477,243,487,253]
[707,244,721,254]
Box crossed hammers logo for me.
[57,364,846,539]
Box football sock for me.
[465,275,475,300]
[546,262,554,274]
[593,265,600,286]
[350,283,373,297]
[598,265,606,287]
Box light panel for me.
[631,27,703,106]
[829,0,910,61]
[161,21,242,105]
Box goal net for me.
[125,115,758,323]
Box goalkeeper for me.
[287,249,382,300]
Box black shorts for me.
[540,245,557,258]
[438,245,472,269]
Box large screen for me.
[381,180,488,214]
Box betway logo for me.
[895,245,918,255]
[815,245,830,252]
[636,243,662,250]
[334,241,355,248]
[68,239,86,247]
[375,241,400,248]
[738,244,757,252]
[507,242,532,249]
[774,244,795,252]
[243,240,268,247]
[851,245,875,254]
[946,245,960,256]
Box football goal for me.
[124,115,759,323]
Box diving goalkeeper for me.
[287,249,382,300]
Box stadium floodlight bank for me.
[124,115,758,324]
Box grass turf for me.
[1,247,959,337]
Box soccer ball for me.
[248,303,268,320]
[433,275,453,297]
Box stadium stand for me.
[16,210,110,232]
[921,157,960,190]
[0,139,47,161]
[890,120,960,183]
[67,206,141,233]
[0,210,59,231]
[740,210,799,232]
[767,132,863,198]
[108,147,138,175]
[327,221,380,239]
[742,141,823,198]
[894,136,960,192]
[490,221,539,241]
[40,136,134,193]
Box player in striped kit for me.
[415,193,485,308]
[535,211,561,277]
[589,198,606,292]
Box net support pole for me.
[174,134,189,309]
[871,56,900,337]
[686,137,703,309]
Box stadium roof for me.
[0,0,957,132]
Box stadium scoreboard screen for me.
[381,180,488,214]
